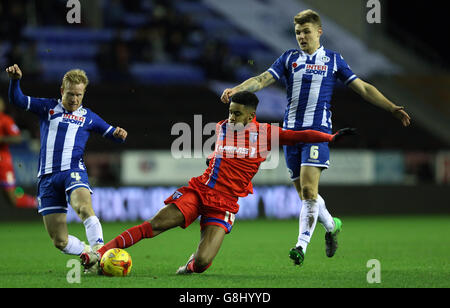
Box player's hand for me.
[5,64,22,79]
[220,88,237,104]
[113,127,128,141]
[331,127,357,142]
[391,106,411,127]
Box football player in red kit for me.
[0,97,37,208]
[81,91,355,274]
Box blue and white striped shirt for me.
[9,80,123,177]
[268,46,357,133]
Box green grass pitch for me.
[0,216,449,288]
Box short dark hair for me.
[230,91,259,109]
[294,9,322,27]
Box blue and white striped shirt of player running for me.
[268,46,357,133]
[8,80,122,178]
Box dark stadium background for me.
[0,0,449,219]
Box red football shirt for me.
[195,119,333,198]
[0,112,20,166]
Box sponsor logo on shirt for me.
[305,64,328,76]
[62,113,86,126]
[292,63,329,76]
[216,145,258,157]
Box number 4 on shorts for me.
[71,172,81,181]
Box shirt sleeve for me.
[268,49,295,81]
[270,125,333,146]
[8,79,52,117]
[335,53,357,86]
[89,111,124,143]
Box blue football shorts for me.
[37,169,93,216]
[283,142,330,181]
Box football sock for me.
[98,221,153,257]
[296,199,319,253]
[62,235,85,255]
[83,216,104,248]
[317,194,335,232]
[187,258,212,273]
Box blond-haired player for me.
[6,64,128,267]
[221,9,411,266]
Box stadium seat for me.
[23,26,114,43]
[174,1,211,16]
[37,42,99,61]
[41,60,99,82]
[179,47,202,62]
[198,18,240,38]
[121,13,149,28]
[226,35,269,57]
[130,63,205,84]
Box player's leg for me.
[43,212,88,255]
[98,203,185,254]
[285,144,310,265]
[292,174,342,260]
[177,225,226,274]
[317,194,335,232]
[39,174,88,256]
[293,181,334,229]
[298,142,342,258]
[110,203,184,252]
[81,203,185,269]
[295,165,321,251]
[65,170,105,251]
[69,186,105,251]
[96,186,199,258]
[316,194,343,258]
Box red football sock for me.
[187,258,212,273]
[98,222,153,257]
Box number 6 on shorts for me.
[309,145,319,159]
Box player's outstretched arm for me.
[331,127,357,142]
[221,71,275,104]
[6,64,29,110]
[276,126,356,145]
[348,78,411,127]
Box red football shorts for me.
[164,178,238,234]
[0,160,16,189]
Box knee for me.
[74,202,94,220]
[149,216,165,232]
[301,185,317,201]
[149,204,184,232]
